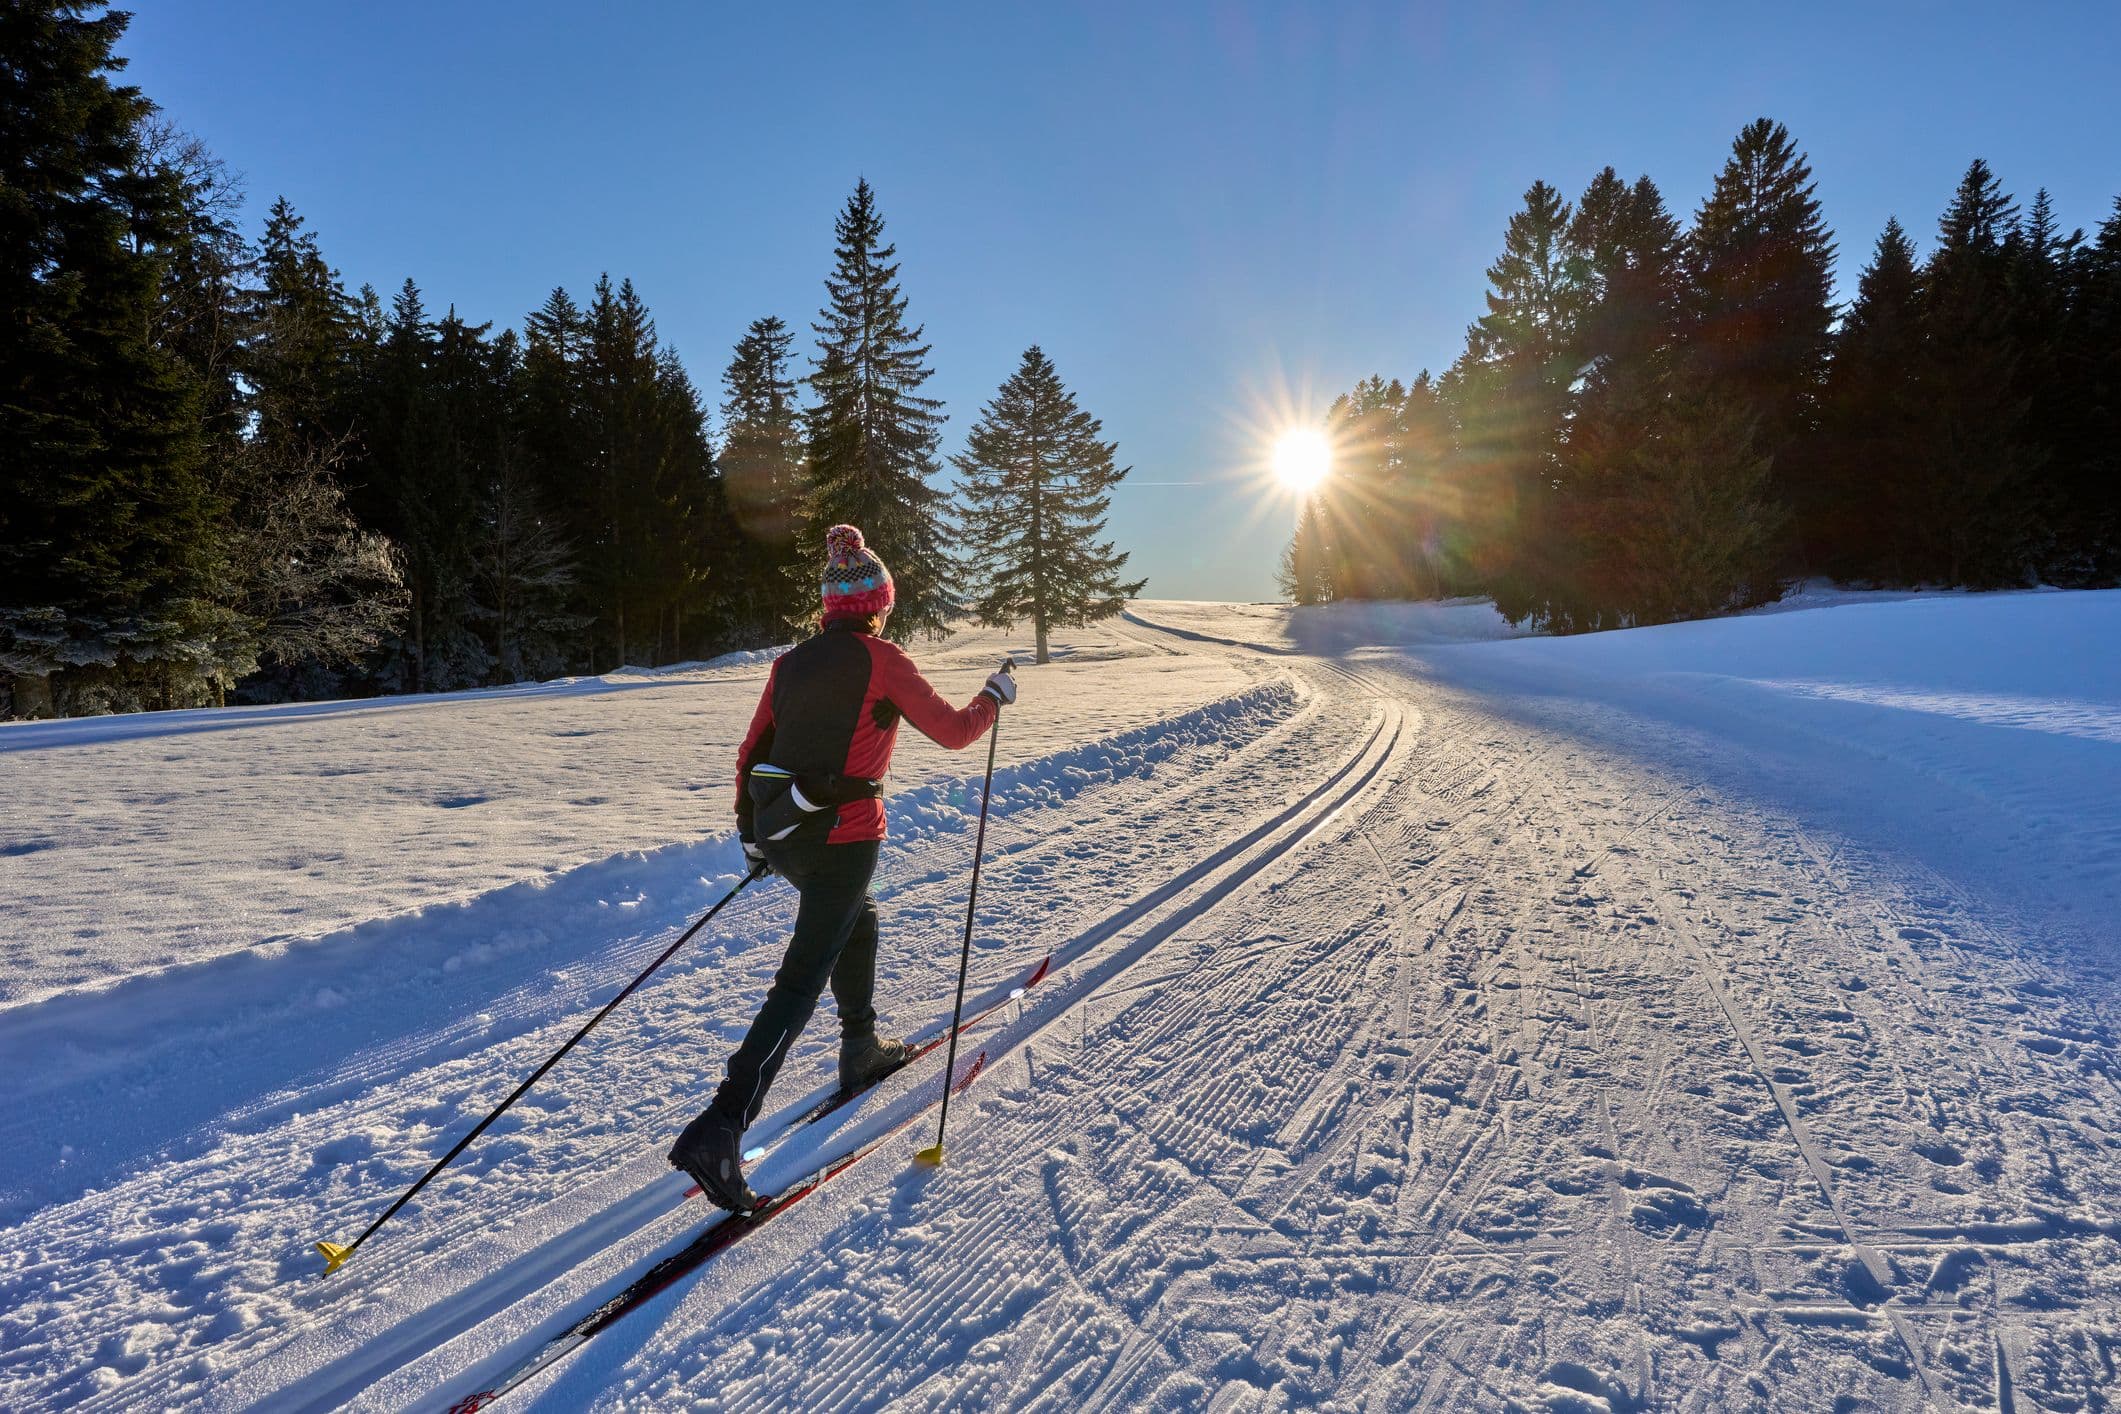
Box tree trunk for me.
[11,672,55,720]
[1035,618,1050,665]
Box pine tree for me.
[1909,160,2045,586]
[1610,362,1784,623]
[720,315,809,630]
[1454,179,1587,627]
[139,119,248,454]
[1818,218,1927,580]
[517,286,593,664]
[346,280,494,688]
[1688,118,1835,570]
[2057,198,2121,582]
[1277,495,1333,606]
[805,180,954,639]
[473,433,580,684]
[647,342,732,663]
[244,197,355,455]
[1560,171,1687,629]
[1394,372,1458,599]
[0,0,217,716]
[2008,189,2081,579]
[1319,376,1410,600]
[954,347,1146,662]
[1571,170,1684,380]
[582,274,658,665]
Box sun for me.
[1272,427,1332,493]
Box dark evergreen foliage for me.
[805,180,955,640]
[719,315,809,632]
[1284,119,2119,632]
[0,0,220,715]
[953,347,1145,662]
[1817,219,1926,579]
[1686,119,1836,570]
[1448,179,1586,627]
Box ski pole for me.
[916,658,1013,1167]
[315,859,770,1275]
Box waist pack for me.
[748,764,884,842]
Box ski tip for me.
[315,1240,353,1275]
[913,1144,946,1167]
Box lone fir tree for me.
[805,180,954,639]
[954,347,1145,662]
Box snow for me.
[3,593,2118,1411]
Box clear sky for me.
[122,1,2121,601]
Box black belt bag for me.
[748,765,884,842]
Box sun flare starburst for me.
[1272,428,1332,493]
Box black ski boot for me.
[668,1107,762,1214]
[840,1032,914,1092]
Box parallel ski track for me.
[266,668,1405,1409]
[62,678,1337,1414]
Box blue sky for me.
[124,1,2121,601]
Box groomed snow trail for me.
[4,600,2117,1411]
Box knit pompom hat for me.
[821,524,895,619]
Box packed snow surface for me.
[2,593,2117,1411]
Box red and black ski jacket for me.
[735,618,999,845]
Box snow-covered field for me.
[3,593,2118,1410]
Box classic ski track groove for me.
[62,677,1336,1413]
[280,667,1404,1408]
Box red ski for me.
[442,1050,993,1412]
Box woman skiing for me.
[669,524,1017,1213]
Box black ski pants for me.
[711,837,882,1127]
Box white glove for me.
[743,840,770,873]
[982,671,1017,706]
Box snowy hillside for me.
[3,594,2118,1411]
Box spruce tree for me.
[1277,496,1333,606]
[720,315,809,630]
[583,274,658,665]
[1909,160,2044,586]
[1320,376,1411,601]
[1688,118,1835,569]
[805,180,954,639]
[1571,170,1684,380]
[244,197,355,455]
[1561,171,1687,628]
[2058,198,2121,582]
[1454,179,1587,627]
[346,281,494,688]
[1610,361,1784,623]
[517,286,593,663]
[954,347,1145,662]
[0,0,217,716]
[1818,218,1926,580]
[2008,189,2081,579]
[1394,372,1458,599]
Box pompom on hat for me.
[821,524,895,619]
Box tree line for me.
[1284,118,2121,628]
[2,3,1140,719]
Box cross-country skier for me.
[669,524,1018,1212]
